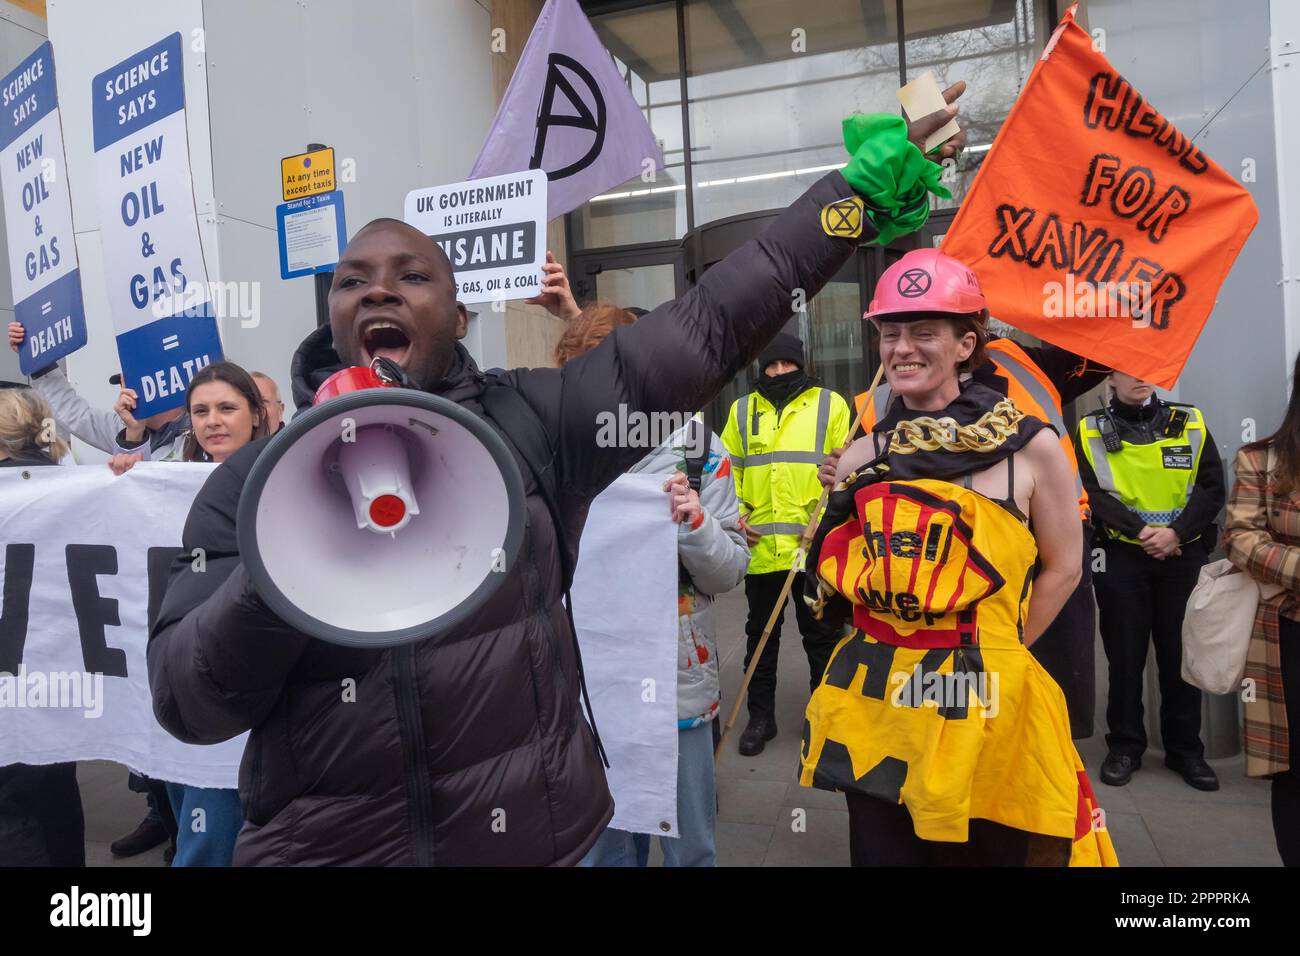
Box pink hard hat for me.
[864,248,988,323]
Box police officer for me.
[721,333,850,756]
[1075,370,1225,791]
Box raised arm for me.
[550,171,865,500]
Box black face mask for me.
[756,368,808,406]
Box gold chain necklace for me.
[888,399,1025,454]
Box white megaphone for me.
[236,362,526,648]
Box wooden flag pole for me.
[715,360,885,764]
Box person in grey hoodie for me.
[554,304,749,867]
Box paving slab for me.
[762,807,850,867]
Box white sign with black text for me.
[403,169,547,305]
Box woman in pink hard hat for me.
[797,248,1118,866]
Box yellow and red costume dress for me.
[801,384,1117,866]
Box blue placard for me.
[277,190,347,280]
[15,269,88,375]
[1,42,88,375]
[0,41,57,151]
[92,32,221,419]
[91,32,185,152]
[114,307,223,409]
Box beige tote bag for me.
[1182,448,1284,695]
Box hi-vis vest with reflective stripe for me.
[854,338,1090,520]
[721,385,851,575]
[1077,404,1206,545]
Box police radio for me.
[1096,412,1123,453]
[1163,407,1189,439]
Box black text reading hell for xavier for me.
[983,70,1211,332]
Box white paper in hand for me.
[897,71,960,154]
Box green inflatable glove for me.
[839,113,951,246]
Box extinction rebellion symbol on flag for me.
[469,0,666,221]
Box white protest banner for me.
[572,472,679,837]
[404,169,547,306]
[91,32,222,419]
[0,464,677,806]
[0,464,245,787]
[1,41,88,376]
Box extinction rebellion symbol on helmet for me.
[898,268,932,297]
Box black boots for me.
[110,814,169,857]
[1100,751,1220,792]
[1100,752,1141,786]
[1166,756,1220,792]
[738,718,778,756]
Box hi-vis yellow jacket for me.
[1077,404,1207,545]
[721,385,851,574]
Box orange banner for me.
[940,4,1257,389]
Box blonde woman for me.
[0,388,83,866]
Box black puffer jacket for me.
[147,172,863,866]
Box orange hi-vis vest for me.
[855,338,1090,520]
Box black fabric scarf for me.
[755,368,809,410]
[867,380,1050,483]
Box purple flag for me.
[470,0,665,222]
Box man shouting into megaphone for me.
[147,88,967,866]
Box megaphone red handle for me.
[315,366,388,405]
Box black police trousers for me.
[1093,538,1206,763]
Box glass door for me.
[568,244,685,315]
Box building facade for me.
[0,0,1290,475]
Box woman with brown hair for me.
[804,248,1117,866]
[109,361,270,473]
[110,361,268,865]
[0,388,84,866]
[177,361,270,463]
[1224,350,1300,865]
